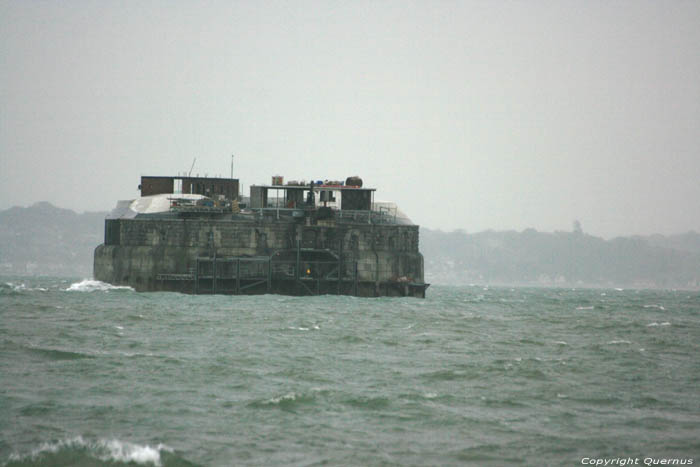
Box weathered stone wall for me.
[114,218,294,252]
[111,219,419,252]
[94,218,424,293]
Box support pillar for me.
[212,254,217,294]
[194,258,199,295]
[235,259,240,295]
[267,258,272,292]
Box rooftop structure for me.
[139,175,239,202]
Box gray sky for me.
[2,0,699,238]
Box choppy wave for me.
[4,437,177,467]
[2,282,48,293]
[24,345,94,361]
[65,279,134,292]
[248,391,318,411]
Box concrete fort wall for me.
[94,218,424,294]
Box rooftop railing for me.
[248,205,398,224]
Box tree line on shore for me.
[421,227,700,289]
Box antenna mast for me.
[188,157,196,177]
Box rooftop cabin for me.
[140,175,239,202]
[248,176,404,225]
[250,178,372,209]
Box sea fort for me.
[94,174,428,297]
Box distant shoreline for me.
[2,202,699,290]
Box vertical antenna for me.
[188,157,196,177]
[231,154,234,179]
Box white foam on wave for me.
[66,279,134,292]
[607,339,631,345]
[643,304,666,310]
[647,322,671,327]
[264,392,298,404]
[4,282,48,292]
[101,439,172,465]
[576,306,594,310]
[288,324,320,331]
[8,436,172,466]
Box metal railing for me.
[247,206,398,224]
[188,257,358,295]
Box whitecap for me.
[607,340,631,345]
[424,392,438,399]
[4,282,48,292]
[614,288,624,291]
[554,341,567,345]
[100,439,172,466]
[576,306,594,310]
[643,304,666,310]
[5,282,26,291]
[660,322,671,326]
[647,322,659,327]
[266,393,297,404]
[66,279,134,292]
[8,436,172,467]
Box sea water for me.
[1,277,699,466]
